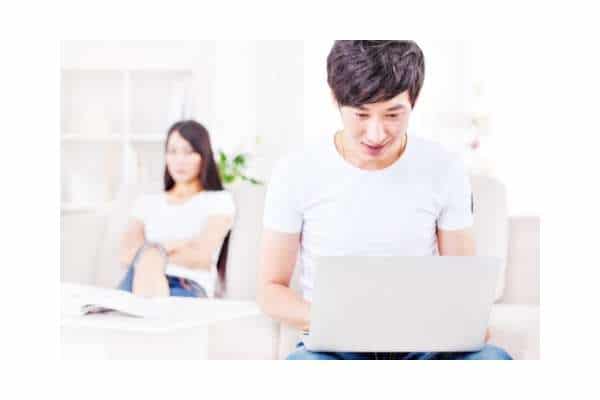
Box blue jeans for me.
[117,248,206,298]
[287,341,513,360]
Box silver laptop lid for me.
[305,256,501,353]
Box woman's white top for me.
[130,190,236,297]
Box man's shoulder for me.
[409,135,462,168]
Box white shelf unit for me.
[60,201,115,213]
[61,68,193,214]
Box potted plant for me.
[216,151,263,186]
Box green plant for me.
[217,151,262,185]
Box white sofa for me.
[70,174,539,359]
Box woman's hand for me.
[485,328,491,343]
[178,278,193,291]
[163,240,187,255]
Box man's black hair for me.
[327,40,425,108]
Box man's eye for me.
[356,113,369,118]
[386,114,398,118]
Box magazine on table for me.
[60,282,259,322]
[61,282,199,319]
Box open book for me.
[61,282,206,319]
[61,282,260,322]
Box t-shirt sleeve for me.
[262,156,303,233]
[209,191,236,217]
[130,195,147,222]
[437,156,474,230]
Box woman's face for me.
[165,131,203,185]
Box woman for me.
[117,120,235,298]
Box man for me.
[257,40,512,360]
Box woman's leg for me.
[131,247,169,298]
[117,265,135,292]
[118,250,206,298]
[167,277,207,298]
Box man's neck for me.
[336,131,407,171]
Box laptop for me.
[303,256,501,353]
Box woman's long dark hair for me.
[164,120,230,293]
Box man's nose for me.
[364,119,386,145]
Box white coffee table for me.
[61,284,271,360]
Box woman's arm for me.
[119,218,145,268]
[164,215,234,270]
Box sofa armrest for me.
[501,216,540,305]
[489,304,540,360]
[277,322,303,359]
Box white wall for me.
[473,40,543,216]
[61,40,304,181]
[211,40,305,180]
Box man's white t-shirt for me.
[130,190,235,297]
[263,133,473,302]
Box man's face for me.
[338,91,413,167]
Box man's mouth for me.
[362,143,386,155]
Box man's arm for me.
[437,226,491,342]
[256,229,310,331]
[436,226,475,256]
